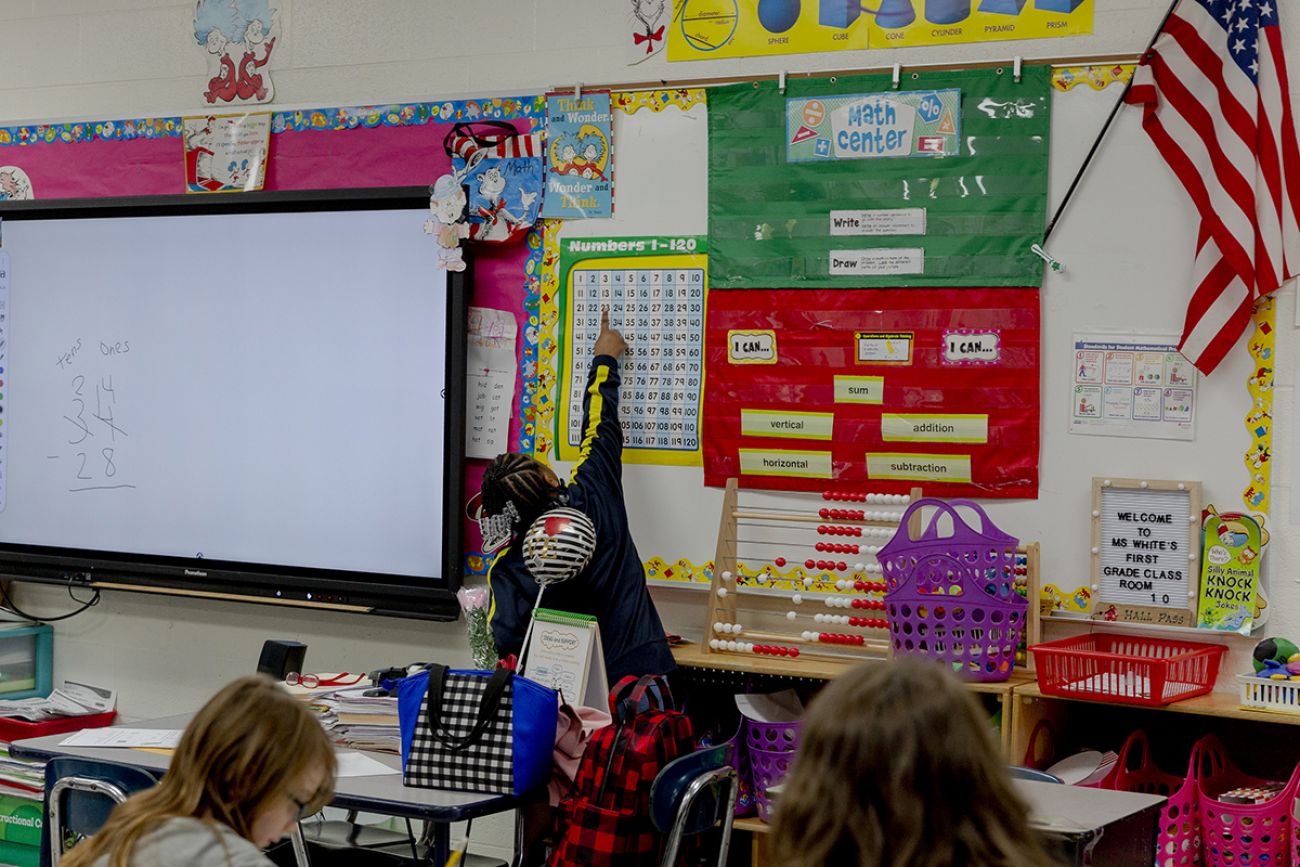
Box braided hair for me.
[481,453,563,532]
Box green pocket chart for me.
[708,66,1052,289]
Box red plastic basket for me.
[0,709,117,742]
[1029,634,1225,707]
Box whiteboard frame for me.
[0,188,467,621]
[1090,476,1202,627]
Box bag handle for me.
[914,499,1015,545]
[425,664,512,752]
[608,673,675,723]
[1115,730,1153,775]
[1022,719,1056,769]
[1189,734,1230,784]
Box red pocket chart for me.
[703,288,1040,498]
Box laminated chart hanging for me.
[708,67,1051,289]
[703,287,1038,497]
[555,237,706,467]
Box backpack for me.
[549,674,694,867]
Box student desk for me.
[10,714,520,866]
[738,779,1164,867]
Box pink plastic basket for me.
[1195,734,1299,867]
[748,745,797,823]
[1106,731,1208,866]
[879,499,1026,682]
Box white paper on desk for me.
[466,307,517,460]
[735,690,804,723]
[60,728,181,748]
[334,752,400,778]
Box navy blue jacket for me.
[487,355,675,687]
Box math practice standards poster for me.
[704,287,1039,497]
[1070,334,1197,441]
[556,237,706,467]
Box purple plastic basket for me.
[879,499,1026,683]
[749,745,797,823]
[745,718,801,753]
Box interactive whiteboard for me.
[0,204,463,617]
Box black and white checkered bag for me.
[398,664,558,796]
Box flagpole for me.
[1041,0,1185,245]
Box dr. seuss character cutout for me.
[0,167,33,201]
[194,0,278,105]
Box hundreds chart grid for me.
[566,264,705,454]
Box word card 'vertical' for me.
[1091,477,1201,627]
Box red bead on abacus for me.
[775,557,786,567]
[805,559,816,569]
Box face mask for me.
[479,501,520,554]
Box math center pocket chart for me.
[556,237,706,466]
[704,287,1040,497]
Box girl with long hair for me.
[771,658,1058,867]
[63,675,336,867]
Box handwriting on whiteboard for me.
[50,337,136,494]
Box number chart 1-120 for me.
[556,237,707,468]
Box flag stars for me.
[1250,58,1260,75]
[1233,37,1247,52]
[1260,1,1273,16]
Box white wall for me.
[2,0,1300,859]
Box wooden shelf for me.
[671,643,1033,695]
[733,816,771,835]
[1015,682,1300,726]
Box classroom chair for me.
[649,744,739,867]
[41,756,158,867]
[43,756,319,867]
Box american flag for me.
[1125,0,1299,375]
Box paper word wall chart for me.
[557,237,706,466]
[704,287,1039,497]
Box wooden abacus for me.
[703,479,1041,670]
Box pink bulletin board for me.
[0,97,547,577]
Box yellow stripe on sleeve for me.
[569,364,611,483]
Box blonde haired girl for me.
[64,675,336,867]
[772,658,1057,867]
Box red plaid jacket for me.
[550,676,694,866]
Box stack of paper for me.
[317,687,400,754]
[0,680,115,722]
[0,744,43,801]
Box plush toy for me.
[1252,636,1299,673]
